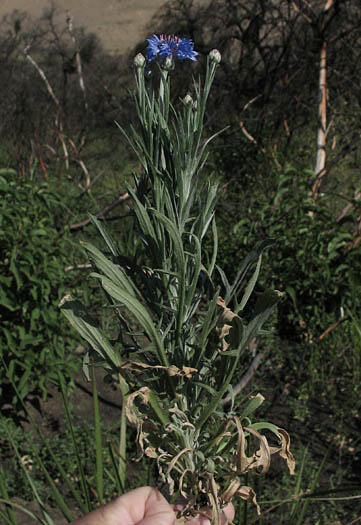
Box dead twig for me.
[23,45,70,171]
[337,191,361,223]
[64,264,92,272]
[239,95,266,154]
[24,45,60,108]
[66,13,88,150]
[221,350,266,406]
[69,192,130,230]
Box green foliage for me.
[224,166,361,341]
[0,174,82,407]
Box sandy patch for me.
[0,0,169,54]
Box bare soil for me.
[0,0,169,55]
[3,368,123,524]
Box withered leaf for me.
[119,360,197,379]
[244,426,271,474]
[208,474,221,525]
[277,428,296,475]
[237,485,261,515]
[216,297,243,351]
[221,480,261,515]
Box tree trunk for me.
[313,39,327,195]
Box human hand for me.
[70,486,234,525]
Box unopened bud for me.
[161,55,175,71]
[133,53,146,68]
[209,48,221,64]
[183,93,193,106]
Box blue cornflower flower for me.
[146,34,198,63]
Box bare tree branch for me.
[69,192,130,230]
[221,349,266,406]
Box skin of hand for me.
[70,486,235,525]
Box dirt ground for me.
[0,0,170,54]
[3,367,123,524]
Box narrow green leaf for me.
[0,507,16,525]
[107,442,124,494]
[224,289,282,356]
[240,393,265,420]
[92,367,104,505]
[208,216,218,277]
[289,448,308,523]
[249,421,281,435]
[148,390,171,426]
[237,254,262,312]
[1,358,87,514]
[5,433,54,525]
[295,450,329,525]
[0,468,16,525]
[35,453,73,522]
[60,295,121,369]
[82,241,138,297]
[226,240,274,304]
[193,289,220,368]
[58,372,92,513]
[150,208,185,271]
[118,382,128,492]
[89,214,120,257]
[96,275,170,369]
[185,235,202,313]
[127,187,160,255]
[0,500,47,524]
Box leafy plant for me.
[0,174,83,408]
[229,166,361,341]
[61,42,295,522]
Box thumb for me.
[137,487,175,525]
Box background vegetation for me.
[0,0,361,522]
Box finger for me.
[222,503,235,523]
[71,487,175,525]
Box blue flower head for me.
[146,34,198,63]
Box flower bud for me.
[208,48,221,64]
[183,93,193,106]
[160,55,175,71]
[133,53,146,68]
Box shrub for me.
[218,166,361,339]
[0,172,84,407]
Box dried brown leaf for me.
[216,297,242,351]
[179,468,194,499]
[237,485,261,515]
[119,360,197,378]
[277,428,296,475]
[208,474,221,525]
[221,480,261,516]
[245,426,271,474]
[217,297,238,324]
[144,446,157,458]
[125,387,152,459]
[234,416,252,473]
[166,448,193,479]
[220,479,240,503]
[125,387,151,425]
[229,417,271,474]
